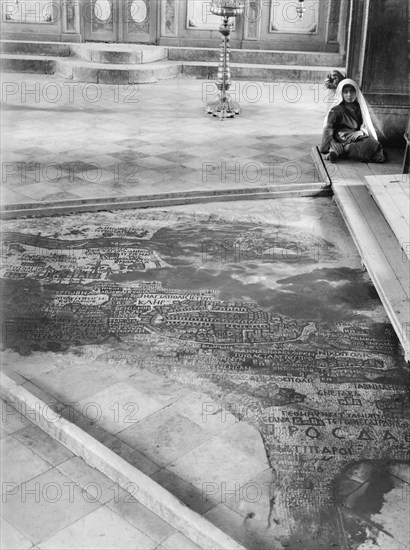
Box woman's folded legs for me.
[325,137,387,163]
[345,137,387,163]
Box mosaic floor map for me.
[1,199,409,549]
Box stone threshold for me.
[1,183,330,219]
[0,372,245,550]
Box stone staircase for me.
[1,40,345,83]
[169,46,345,82]
[0,41,179,84]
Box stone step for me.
[58,57,180,84]
[169,46,344,67]
[1,41,345,84]
[1,40,345,69]
[75,43,167,65]
[1,54,180,83]
[181,61,345,82]
[1,54,54,75]
[1,183,330,220]
[1,40,167,64]
[1,39,73,57]
[1,53,340,83]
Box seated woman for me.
[320,79,386,163]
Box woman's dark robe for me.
[321,101,385,162]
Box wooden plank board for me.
[319,160,409,265]
[365,174,410,259]
[366,175,409,226]
[332,190,408,313]
[332,188,408,302]
[319,147,403,181]
[399,179,410,198]
[384,184,409,221]
[311,147,331,186]
[348,187,409,296]
[335,159,371,181]
[367,148,404,178]
[365,176,410,245]
[333,189,409,362]
[330,163,410,361]
[334,168,409,294]
[333,190,409,360]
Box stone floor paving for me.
[1,198,409,550]
[1,72,409,550]
[0,403,200,550]
[1,74,332,207]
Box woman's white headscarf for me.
[323,78,378,140]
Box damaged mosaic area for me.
[1,198,409,550]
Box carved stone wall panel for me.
[186,0,223,30]
[161,0,178,37]
[325,0,340,43]
[337,0,350,57]
[64,0,80,33]
[270,0,319,34]
[2,0,55,24]
[243,0,261,40]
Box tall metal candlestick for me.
[206,0,244,120]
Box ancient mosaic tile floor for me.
[1,74,329,206]
[1,198,409,550]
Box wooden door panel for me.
[83,0,157,43]
[83,0,118,42]
[123,0,157,44]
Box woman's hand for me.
[351,130,365,142]
[360,124,369,137]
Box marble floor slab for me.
[117,408,213,468]
[1,435,52,488]
[1,74,332,209]
[0,408,200,550]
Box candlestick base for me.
[206,93,240,120]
